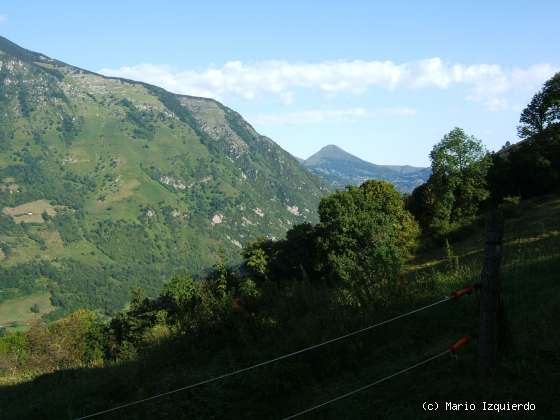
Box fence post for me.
[479,209,504,376]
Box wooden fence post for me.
[479,209,504,376]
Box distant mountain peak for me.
[302,144,430,193]
[320,144,345,153]
[305,144,364,165]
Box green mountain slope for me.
[0,36,326,317]
[303,145,430,193]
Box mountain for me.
[302,145,430,193]
[0,36,327,317]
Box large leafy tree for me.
[518,72,560,138]
[406,182,437,230]
[488,73,560,201]
[316,180,419,302]
[423,128,490,234]
[488,128,560,200]
[242,223,321,285]
[243,181,419,303]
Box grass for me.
[1,195,559,419]
[0,292,55,332]
[2,200,58,224]
[407,194,560,273]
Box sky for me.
[2,1,559,166]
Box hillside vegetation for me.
[0,192,558,419]
[0,36,326,320]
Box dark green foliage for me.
[316,181,419,301]
[243,223,320,286]
[0,241,12,257]
[16,81,33,117]
[52,212,82,244]
[88,220,159,263]
[244,181,419,304]
[545,72,560,120]
[0,261,57,302]
[488,73,560,202]
[405,182,436,230]
[36,65,64,81]
[518,90,550,138]
[518,72,560,138]
[0,213,19,230]
[488,126,560,200]
[119,98,155,140]
[408,128,490,238]
[58,114,81,144]
[0,157,94,210]
[47,259,138,314]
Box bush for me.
[316,180,419,303]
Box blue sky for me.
[2,1,559,165]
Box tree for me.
[242,240,271,280]
[159,275,200,330]
[426,128,491,234]
[243,223,321,285]
[23,310,104,373]
[488,74,560,201]
[488,128,560,200]
[430,128,488,179]
[518,72,560,138]
[518,91,549,138]
[406,182,437,232]
[543,72,560,124]
[316,180,419,303]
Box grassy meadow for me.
[0,292,55,332]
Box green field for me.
[0,292,55,331]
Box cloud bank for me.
[250,107,417,125]
[100,58,558,110]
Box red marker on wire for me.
[450,285,475,298]
[449,336,470,354]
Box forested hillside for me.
[0,36,326,318]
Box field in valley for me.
[0,292,56,332]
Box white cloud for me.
[250,107,416,125]
[100,58,559,110]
